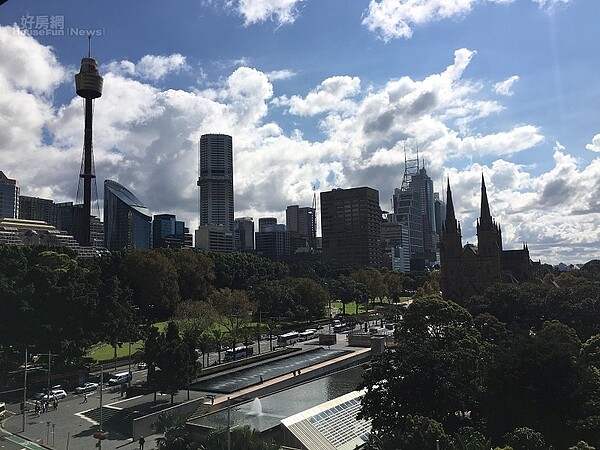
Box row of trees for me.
[359,286,600,449]
[0,245,431,379]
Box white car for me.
[37,389,67,400]
[137,362,147,370]
[74,382,98,394]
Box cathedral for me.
[440,176,531,303]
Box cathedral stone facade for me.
[440,176,531,302]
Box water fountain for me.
[248,397,262,416]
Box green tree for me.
[152,411,198,450]
[168,249,215,301]
[120,250,180,319]
[209,289,255,358]
[503,427,547,450]
[153,322,198,404]
[450,427,491,450]
[359,296,484,434]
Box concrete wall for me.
[132,397,205,440]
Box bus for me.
[224,345,254,362]
[277,331,299,346]
[298,329,316,341]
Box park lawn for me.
[90,341,145,363]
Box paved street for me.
[0,328,377,449]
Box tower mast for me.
[75,36,103,246]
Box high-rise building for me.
[197,134,234,231]
[320,187,382,267]
[19,195,57,224]
[195,225,234,252]
[153,214,186,248]
[104,180,151,250]
[392,157,439,268]
[255,222,291,261]
[197,134,234,252]
[234,217,254,252]
[381,217,410,272]
[286,205,317,251]
[258,217,277,232]
[0,171,19,219]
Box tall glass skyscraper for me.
[104,180,151,250]
[197,134,234,232]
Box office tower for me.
[19,195,56,224]
[258,217,277,232]
[195,225,234,252]
[320,187,382,267]
[392,153,440,268]
[255,222,291,261]
[234,217,254,252]
[55,203,105,248]
[434,192,446,236]
[381,217,410,272]
[103,180,151,250]
[0,171,19,219]
[197,134,234,231]
[153,214,186,248]
[197,134,234,251]
[75,43,103,246]
[392,187,424,256]
[286,205,317,251]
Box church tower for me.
[440,180,462,300]
[476,175,502,285]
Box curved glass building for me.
[104,180,151,250]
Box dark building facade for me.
[234,217,254,252]
[104,180,151,250]
[320,187,381,267]
[19,195,57,224]
[440,176,531,302]
[152,214,186,248]
[286,205,317,252]
[197,134,234,232]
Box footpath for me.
[0,387,196,450]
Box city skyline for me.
[0,1,599,264]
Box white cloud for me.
[585,134,600,153]
[493,75,520,96]
[1,25,596,264]
[105,54,188,81]
[362,0,571,41]
[266,69,296,81]
[532,0,572,11]
[275,76,361,116]
[224,0,304,26]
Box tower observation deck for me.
[75,41,103,246]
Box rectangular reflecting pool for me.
[191,365,365,433]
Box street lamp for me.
[22,347,27,432]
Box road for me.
[0,432,47,450]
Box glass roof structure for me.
[281,389,372,450]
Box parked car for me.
[36,388,67,400]
[137,362,147,370]
[74,382,98,394]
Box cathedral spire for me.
[444,179,458,233]
[480,174,492,225]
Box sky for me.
[1,0,599,265]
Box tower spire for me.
[444,179,458,233]
[480,173,492,225]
